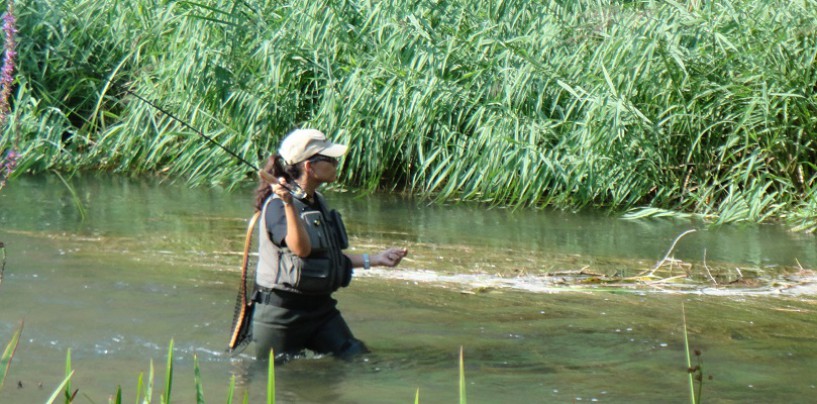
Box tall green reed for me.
[5,0,817,229]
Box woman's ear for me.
[303,161,314,175]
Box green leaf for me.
[65,348,73,403]
[193,354,205,404]
[267,350,275,404]
[459,346,466,404]
[163,339,174,404]
[0,320,23,391]
[46,371,75,404]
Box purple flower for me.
[0,0,16,129]
[0,148,17,190]
[0,1,16,192]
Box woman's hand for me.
[270,177,294,205]
[265,176,311,256]
[373,247,408,267]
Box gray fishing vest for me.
[256,193,351,295]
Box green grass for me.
[2,0,817,229]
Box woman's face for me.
[306,155,339,183]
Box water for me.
[1,174,817,403]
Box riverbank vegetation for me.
[1,0,816,229]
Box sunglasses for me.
[309,155,339,166]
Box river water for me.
[1,174,816,403]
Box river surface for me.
[1,174,816,403]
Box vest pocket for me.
[301,211,330,253]
[296,257,333,293]
[276,252,334,294]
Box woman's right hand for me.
[271,177,294,205]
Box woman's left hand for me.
[374,247,408,267]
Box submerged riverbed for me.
[1,174,816,403]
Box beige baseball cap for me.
[278,129,348,165]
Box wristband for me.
[363,253,370,270]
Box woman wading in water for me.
[252,128,408,361]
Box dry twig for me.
[638,229,697,277]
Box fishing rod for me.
[86,66,306,200]
[120,86,260,172]
[89,67,260,172]
[93,68,310,198]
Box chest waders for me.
[256,193,351,295]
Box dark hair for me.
[254,154,304,211]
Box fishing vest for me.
[256,193,351,295]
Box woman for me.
[252,128,408,361]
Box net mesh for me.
[228,212,260,353]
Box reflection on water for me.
[1,174,817,402]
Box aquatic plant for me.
[682,304,696,403]
[1,322,76,404]
[0,321,22,391]
[267,350,275,404]
[193,354,205,404]
[459,346,467,404]
[682,304,708,404]
[63,349,77,402]
[46,369,74,404]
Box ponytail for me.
[254,154,303,211]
